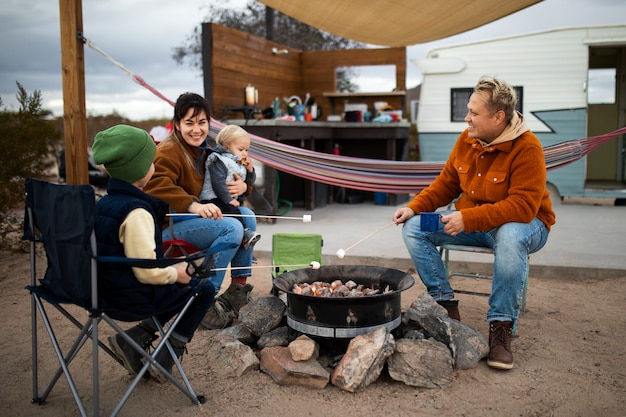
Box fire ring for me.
[273,265,414,339]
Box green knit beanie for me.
[92,125,156,184]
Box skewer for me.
[167,213,312,222]
[336,222,397,259]
[209,261,320,271]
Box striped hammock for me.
[209,120,626,194]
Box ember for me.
[292,279,391,297]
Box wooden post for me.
[59,0,88,184]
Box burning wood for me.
[292,279,391,297]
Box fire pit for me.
[273,265,414,339]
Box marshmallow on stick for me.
[167,213,311,222]
[336,222,396,259]
[210,262,320,271]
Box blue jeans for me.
[401,210,549,323]
[163,206,257,291]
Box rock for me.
[289,335,319,361]
[207,291,487,392]
[418,316,489,370]
[447,320,489,369]
[403,293,448,324]
[418,315,456,357]
[257,326,290,349]
[239,296,286,336]
[259,346,330,389]
[403,329,426,340]
[387,338,454,388]
[330,327,395,393]
[219,323,258,345]
[206,335,260,377]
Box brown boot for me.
[107,325,157,376]
[219,283,254,317]
[487,320,514,370]
[200,298,233,330]
[437,299,461,321]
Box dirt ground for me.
[1,248,625,417]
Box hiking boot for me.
[200,297,233,330]
[487,320,514,370]
[145,344,186,383]
[437,299,461,321]
[242,228,261,250]
[219,282,254,317]
[108,325,157,376]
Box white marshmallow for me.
[302,214,312,223]
[336,249,345,259]
[309,261,321,269]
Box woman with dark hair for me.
[144,92,256,329]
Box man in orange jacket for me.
[393,76,556,370]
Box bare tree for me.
[172,0,363,92]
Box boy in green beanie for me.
[93,124,215,382]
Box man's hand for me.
[393,207,415,224]
[441,211,465,236]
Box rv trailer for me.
[414,25,626,201]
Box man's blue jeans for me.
[401,210,549,323]
[163,206,256,291]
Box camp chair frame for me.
[440,243,529,334]
[24,178,212,417]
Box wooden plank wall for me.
[202,23,406,119]
[202,23,302,115]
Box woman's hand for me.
[189,201,223,219]
[227,173,247,198]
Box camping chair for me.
[271,233,323,295]
[441,243,529,334]
[24,178,217,417]
[162,215,202,258]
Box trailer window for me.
[588,68,616,104]
[451,87,523,121]
[451,88,473,121]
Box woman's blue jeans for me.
[401,210,549,323]
[163,206,256,291]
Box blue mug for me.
[420,212,441,232]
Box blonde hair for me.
[474,76,517,122]
[215,125,250,147]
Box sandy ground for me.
[1,249,625,417]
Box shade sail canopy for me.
[259,0,542,47]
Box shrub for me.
[0,82,62,250]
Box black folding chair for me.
[24,178,217,417]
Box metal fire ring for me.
[287,315,401,339]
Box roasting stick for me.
[336,222,397,259]
[209,261,321,271]
[166,213,312,222]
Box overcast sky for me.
[1,0,625,121]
